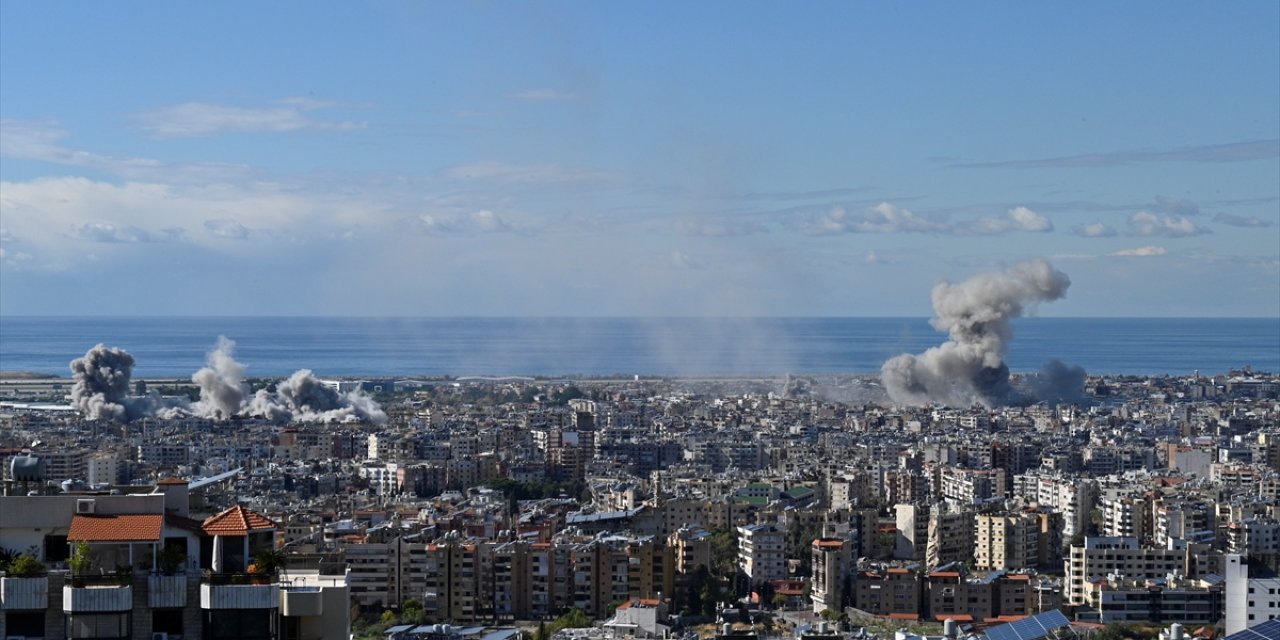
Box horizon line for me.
[1,314,1278,320]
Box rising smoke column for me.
[246,369,388,424]
[880,259,1073,407]
[190,336,248,419]
[69,339,387,424]
[69,344,139,421]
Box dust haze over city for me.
[0,4,1278,640]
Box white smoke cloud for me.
[880,259,1084,407]
[69,344,139,421]
[247,368,388,424]
[68,340,386,425]
[190,336,249,419]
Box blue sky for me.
[1,2,1277,317]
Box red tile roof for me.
[201,505,277,535]
[69,514,163,542]
[888,613,920,621]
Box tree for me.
[158,545,186,575]
[709,529,738,580]
[771,592,790,610]
[251,548,287,579]
[69,541,92,575]
[1090,623,1149,640]
[787,517,824,576]
[402,597,426,624]
[537,608,593,640]
[6,554,45,578]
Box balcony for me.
[200,574,281,610]
[281,586,324,617]
[149,574,190,608]
[63,575,133,612]
[0,576,49,610]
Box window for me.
[67,613,129,639]
[44,534,70,561]
[5,612,45,638]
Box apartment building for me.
[1225,554,1280,635]
[1065,537,1193,605]
[1014,472,1097,539]
[1078,575,1223,624]
[0,485,350,640]
[737,524,786,585]
[975,513,1035,571]
[1100,495,1152,542]
[852,567,920,617]
[810,538,850,614]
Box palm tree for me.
[251,548,288,581]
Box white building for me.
[1225,553,1280,635]
[737,523,785,584]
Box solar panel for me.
[985,610,1072,640]
[1227,619,1280,640]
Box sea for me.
[0,316,1277,379]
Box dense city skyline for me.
[1,2,1277,317]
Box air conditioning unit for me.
[76,498,96,514]
[152,633,168,640]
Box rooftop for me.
[68,514,163,542]
[202,504,277,535]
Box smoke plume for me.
[1024,358,1087,405]
[247,369,388,424]
[69,344,141,421]
[67,339,386,424]
[191,336,248,419]
[880,259,1083,407]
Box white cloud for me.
[802,202,1053,236]
[1149,195,1200,217]
[136,101,366,137]
[0,119,248,182]
[956,206,1054,235]
[204,219,252,240]
[802,202,946,235]
[668,250,704,270]
[864,250,886,265]
[1111,245,1167,257]
[1128,211,1211,237]
[1213,212,1273,228]
[677,218,767,237]
[509,88,581,102]
[0,176,377,268]
[76,223,183,244]
[1073,221,1118,237]
[1050,253,1098,261]
[405,210,516,236]
[442,161,614,184]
